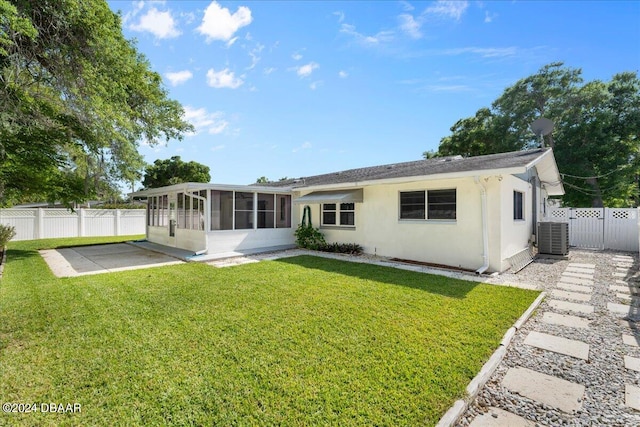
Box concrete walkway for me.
[467,254,640,426]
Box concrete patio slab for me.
[614,272,628,278]
[40,243,184,277]
[623,334,639,347]
[468,407,535,427]
[558,276,594,286]
[624,356,640,372]
[542,312,590,329]
[551,289,592,302]
[524,331,589,360]
[562,271,594,280]
[557,283,592,294]
[502,367,585,413]
[626,385,640,411]
[549,299,594,314]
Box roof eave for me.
[130,182,293,197]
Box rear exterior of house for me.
[131,148,563,272]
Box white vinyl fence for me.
[0,208,146,241]
[546,207,639,252]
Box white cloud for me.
[206,68,244,89]
[425,1,469,21]
[226,36,239,48]
[197,1,252,42]
[296,62,319,78]
[165,70,193,86]
[292,52,303,61]
[443,46,517,58]
[247,43,264,70]
[211,144,226,151]
[484,11,497,23]
[183,106,229,135]
[130,7,181,39]
[338,70,348,78]
[333,11,345,23]
[399,14,422,39]
[263,67,277,75]
[310,80,323,90]
[340,23,394,46]
[292,141,312,152]
[424,84,472,92]
[400,1,415,11]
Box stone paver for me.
[610,284,640,295]
[624,355,640,372]
[614,272,629,278]
[549,299,594,314]
[524,331,589,360]
[562,271,594,280]
[608,302,636,315]
[501,367,585,413]
[623,334,639,347]
[558,276,594,286]
[551,289,591,302]
[617,293,640,305]
[565,266,595,274]
[557,282,592,293]
[542,312,590,329]
[468,407,535,427]
[568,262,596,269]
[626,385,640,411]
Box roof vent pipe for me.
[474,176,490,274]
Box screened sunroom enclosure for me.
[131,183,294,255]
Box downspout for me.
[474,176,490,275]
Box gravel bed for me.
[207,248,640,425]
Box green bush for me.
[319,242,363,255]
[0,224,16,247]
[294,224,326,250]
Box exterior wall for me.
[207,228,294,254]
[295,177,493,271]
[499,175,533,271]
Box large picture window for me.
[514,191,524,220]
[400,189,456,220]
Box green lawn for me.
[0,237,539,426]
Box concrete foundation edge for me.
[435,291,546,427]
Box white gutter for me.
[474,176,490,275]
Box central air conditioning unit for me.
[537,222,569,255]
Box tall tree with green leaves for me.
[429,63,639,207]
[142,156,211,189]
[0,0,193,206]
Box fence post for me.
[36,208,44,239]
[78,208,85,237]
[115,209,121,236]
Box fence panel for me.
[569,208,605,249]
[605,208,639,252]
[0,208,145,241]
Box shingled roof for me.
[261,148,553,189]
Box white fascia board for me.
[130,182,292,197]
[524,149,565,196]
[293,167,528,192]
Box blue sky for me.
[108,1,640,185]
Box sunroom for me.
[130,183,295,256]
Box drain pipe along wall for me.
[474,176,490,274]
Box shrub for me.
[294,224,326,250]
[319,242,363,255]
[0,224,16,247]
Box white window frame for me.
[321,203,356,228]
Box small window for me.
[322,203,337,225]
[514,191,524,220]
[339,203,355,226]
[428,189,456,220]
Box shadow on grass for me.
[274,255,477,299]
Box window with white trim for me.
[399,189,456,220]
[513,191,524,220]
[322,203,356,227]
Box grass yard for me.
[0,237,539,426]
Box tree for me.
[256,176,270,184]
[142,156,210,189]
[0,0,193,206]
[429,63,640,207]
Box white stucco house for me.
[130,148,564,273]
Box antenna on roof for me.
[530,117,554,148]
